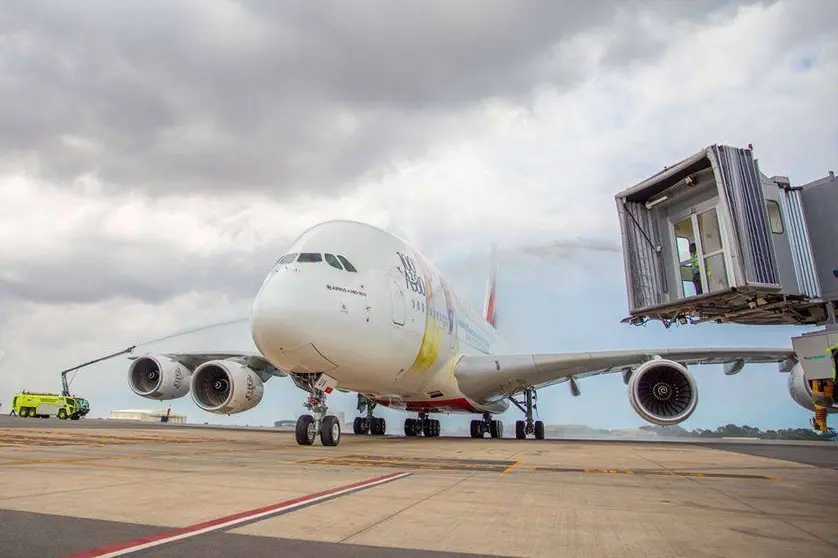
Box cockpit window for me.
[337,255,357,272]
[277,253,298,265]
[297,253,322,263]
[324,253,343,270]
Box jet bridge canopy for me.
[615,144,836,328]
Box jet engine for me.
[627,358,698,426]
[190,360,265,414]
[128,355,192,400]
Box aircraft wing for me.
[454,347,797,403]
[128,351,288,377]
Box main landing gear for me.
[353,395,386,436]
[508,388,545,440]
[470,412,504,438]
[296,390,342,447]
[404,411,441,437]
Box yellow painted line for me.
[502,460,521,474]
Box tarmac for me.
[1,416,837,558]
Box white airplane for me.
[126,220,801,446]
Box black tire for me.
[20,408,29,418]
[70,415,80,421]
[470,419,482,438]
[490,420,503,439]
[58,409,67,420]
[295,415,316,446]
[320,415,341,447]
[534,420,545,440]
[353,417,365,434]
[515,420,526,439]
[422,418,432,437]
[376,417,386,435]
[432,419,440,437]
[404,418,415,436]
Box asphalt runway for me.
[1,509,498,558]
[2,414,836,469]
[2,418,838,557]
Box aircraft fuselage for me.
[250,220,509,414]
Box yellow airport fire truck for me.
[11,391,90,420]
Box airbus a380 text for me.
[127,220,802,446]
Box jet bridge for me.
[615,144,836,330]
[615,143,838,432]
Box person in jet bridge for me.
[689,243,702,295]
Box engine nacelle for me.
[627,358,698,426]
[787,362,815,411]
[128,355,192,400]
[190,360,265,414]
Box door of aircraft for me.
[387,273,406,326]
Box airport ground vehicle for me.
[11,391,89,419]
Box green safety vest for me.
[690,253,712,278]
[690,253,700,274]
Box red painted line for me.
[64,471,411,558]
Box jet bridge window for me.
[337,255,357,272]
[297,253,322,263]
[766,200,784,234]
[324,253,343,270]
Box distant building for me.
[274,420,296,430]
[107,408,186,424]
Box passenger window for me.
[297,253,322,263]
[337,255,357,272]
[324,253,343,270]
[766,200,783,234]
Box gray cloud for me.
[0,0,758,197]
[0,234,287,305]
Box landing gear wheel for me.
[490,420,503,439]
[432,420,440,437]
[404,418,416,436]
[320,415,341,446]
[371,417,386,435]
[353,417,368,435]
[295,414,316,446]
[509,388,545,440]
[470,419,483,438]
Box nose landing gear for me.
[296,388,341,447]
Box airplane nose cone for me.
[250,271,339,374]
[251,273,305,354]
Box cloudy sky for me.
[1,0,835,432]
